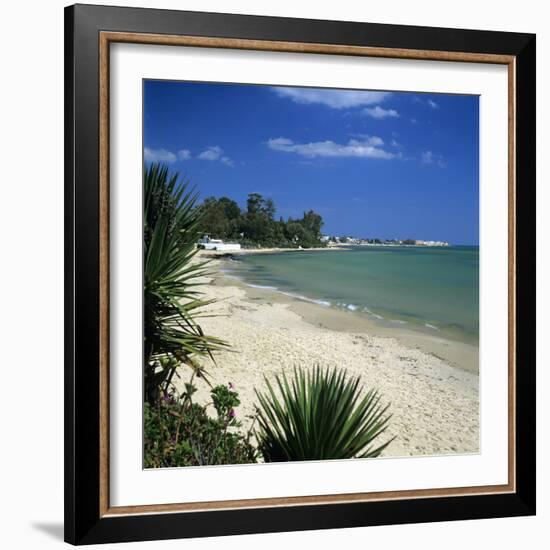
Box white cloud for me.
[349,134,384,146]
[422,150,446,167]
[413,96,440,109]
[144,147,192,163]
[267,136,395,159]
[144,147,177,163]
[422,151,434,164]
[198,145,223,161]
[198,146,234,166]
[220,156,234,167]
[363,106,399,119]
[271,87,391,109]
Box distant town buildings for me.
[413,240,450,247]
[324,236,449,247]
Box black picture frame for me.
[65,3,536,545]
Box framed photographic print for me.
[64,3,536,545]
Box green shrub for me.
[144,380,257,468]
[254,366,394,462]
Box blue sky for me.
[144,80,479,245]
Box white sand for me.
[174,258,479,458]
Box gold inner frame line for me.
[98,31,517,518]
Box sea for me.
[223,245,479,345]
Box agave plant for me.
[254,366,394,462]
[144,163,227,404]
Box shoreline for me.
[217,266,478,374]
[198,244,348,257]
[205,250,478,373]
[198,241,459,259]
[176,257,480,458]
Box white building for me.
[197,235,241,251]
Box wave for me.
[362,306,384,320]
[245,283,279,291]
[225,269,427,328]
[279,290,331,307]
[238,278,332,307]
[337,301,377,315]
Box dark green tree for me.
[301,210,323,240]
[246,193,263,215]
[200,197,228,238]
[199,192,326,249]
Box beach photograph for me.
[143,80,479,468]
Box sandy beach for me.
[198,244,347,257]
[175,254,479,458]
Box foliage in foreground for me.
[199,193,325,248]
[254,366,394,462]
[144,381,257,468]
[143,163,227,404]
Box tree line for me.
[199,192,325,248]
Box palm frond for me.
[144,163,229,404]
[254,366,394,461]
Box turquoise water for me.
[226,246,479,344]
